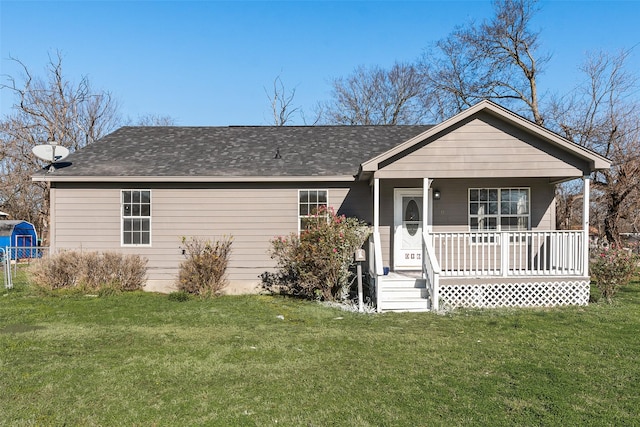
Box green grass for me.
[1,270,639,426]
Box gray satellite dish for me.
[32,144,70,172]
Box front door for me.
[394,189,423,270]
[15,235,33,259]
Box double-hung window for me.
[122,190,151,245]
[298,189,328,232]
[469,188,530,232]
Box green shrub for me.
[28,251,148,293]
[262,207,370,301]
[591,246,639,303]
[177,236,232,297]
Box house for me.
[33,101,611,311]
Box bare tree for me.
[322,62,428,125]
[127,114,177,126]
[0,52,120,239]
[549,50,640,246]
[265,75,302,126]
[421,0,548,124]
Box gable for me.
[376,113,591,179]
[362,101,610,180]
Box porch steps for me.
[378,275,430,312]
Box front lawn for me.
[1,270,639,426]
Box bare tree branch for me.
[421,0,548,124]
[265,75,302,126]
[548,49,640,245]
[0,52,120,240]
[322,62,428,125]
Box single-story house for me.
[33,101,611,311]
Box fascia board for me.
[32,175,356,183]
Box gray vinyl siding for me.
[430,178,555,232]
[376,178,556,269]
[50,181,371,293]
[377,113,591,179]
[50,176,556,288]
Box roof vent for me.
[274,147,282,159]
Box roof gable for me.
[360,100,611,177]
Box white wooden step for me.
[379,299,430,312]
[381,287,428,299]
[379,277,426,288]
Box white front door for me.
[394,189,423,270]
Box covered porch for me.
[367,177,592,312]
[356,101,610,312]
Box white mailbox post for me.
[354,249,366,312]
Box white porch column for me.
[373,177,382,313]
[422,178,431,281]
[582,175,590,276]
[423,178,432,233]
[373,178,380,233]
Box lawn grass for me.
[1,270,639,426]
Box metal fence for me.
[2,246,50,290]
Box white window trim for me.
[298,189,329,234]
[121,189,152,247]
[468,187,530,233]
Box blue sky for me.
[1,1,639,126]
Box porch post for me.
[373,178,380,233]
[582,175,590,276]
[422,178,432,233]
[373,177,381,313]
[422,178,431,281]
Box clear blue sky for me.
[1,1,639,126]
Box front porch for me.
[367,177,592,312]
[355,101,610,312]
[370,229,591,312]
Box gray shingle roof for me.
[40,125,432,178]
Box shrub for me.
[591,246,639,303]
[28,251,148,292]
[177,236,232,297]
[28,250,82,290]
[262,207,370,302]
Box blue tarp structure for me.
[0,220,38,259]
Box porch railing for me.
[422,232,441,311]
[431,230,585,277]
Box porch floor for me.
[438,275,590,286]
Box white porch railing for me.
[422,232,441,311]
[431,231,586,277]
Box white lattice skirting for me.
[439,280,590,309]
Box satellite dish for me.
[32,144,70,163]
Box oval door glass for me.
[405,199,420,236]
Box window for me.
[122,190,151,245]
[469,188,529,231]
[298,189,328,232]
